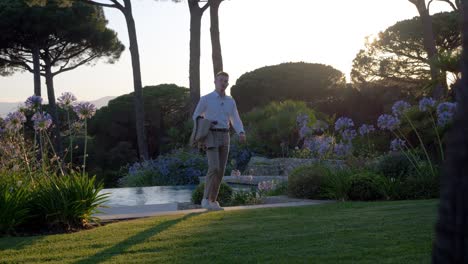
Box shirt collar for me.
[213,90,226,98]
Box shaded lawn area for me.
[0,200,437,263]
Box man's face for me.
[215,75,229,92]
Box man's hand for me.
[239,132,246,144]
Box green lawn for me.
[0,200,438,263]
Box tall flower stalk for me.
[58,92,77,164]
[73,102,96,175]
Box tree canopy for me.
[231,62,346,113]
[351,11,460,85]
[87,84,190,178]
[0,0,124,77]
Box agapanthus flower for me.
[392,100,411,117]
[390,138,406,152]
[57,92,77,109]
[377,114,400,131]
[341,129,357,142]
[418,97,436,112]
[334,117,354,131]
[299,125,311,139]
[25,95,42,110]
[32,112,53,131]
[334,142,353,157]
[296,114,309,127]
[358,124,375,136]
[303,136,334,158]
[73,102,96,120]
[437,102,457,127]
[4,111,26,132]
[316,136,334,157]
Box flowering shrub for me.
[120,149,208,187]
[0,94,106,234]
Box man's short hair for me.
[216,71,229,78]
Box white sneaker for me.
[201,198,210,209]
[209,201,224,211]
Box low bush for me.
[0,176,31,234]
[191,182,233,206]
[374,151,418,181]
[288,164,330,199]
[347,172,387,201]
[322,167,355,201]
[29,173,108,229]
[230,189,261,206]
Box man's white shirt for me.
[192,91,245,135]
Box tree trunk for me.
[188,0,207,115]
[189,3,201,115]
[209,0,223,77]
[411,0,447,99]
[432,1,468,262]
[32,46,41,96]
[123,0,149,160]
[43,54,63,158]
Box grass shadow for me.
[73,212,202,264]
[0,235,44,252]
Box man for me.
[192,71,246,210]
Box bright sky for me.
[0,0,453,102]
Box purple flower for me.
[341,129,357,142]
[334,142,352,157]
[74,102,96,120]
[358,124,375,136]
[57,92,77,109]
[377,114,400,131]
[296,114,309,127]
[299,125,311,139]
[304,136,334,158]
[335,117,354,131]
[25,95,43,110]
[437,102,457,127]
[32,112,53,131]
[390,138,406,152]
[4,111,26,132]
[392,100,411,117]
[418,97,436,112]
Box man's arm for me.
[192,96,206,120]
[230,99,246,143]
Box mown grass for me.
[0,200,438,263]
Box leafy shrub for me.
[395,162,440,200]
[243,100,316,156]
[347,172,387,201]
[121,149,207,187]
[191,182,233,206]
[29,173,108,229]
[322,168,355,201]
[288,164,330,199]
[230,189,261,206]
[0,176,31,234]
[374,152,418,181]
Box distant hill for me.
[0,96,116,118]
